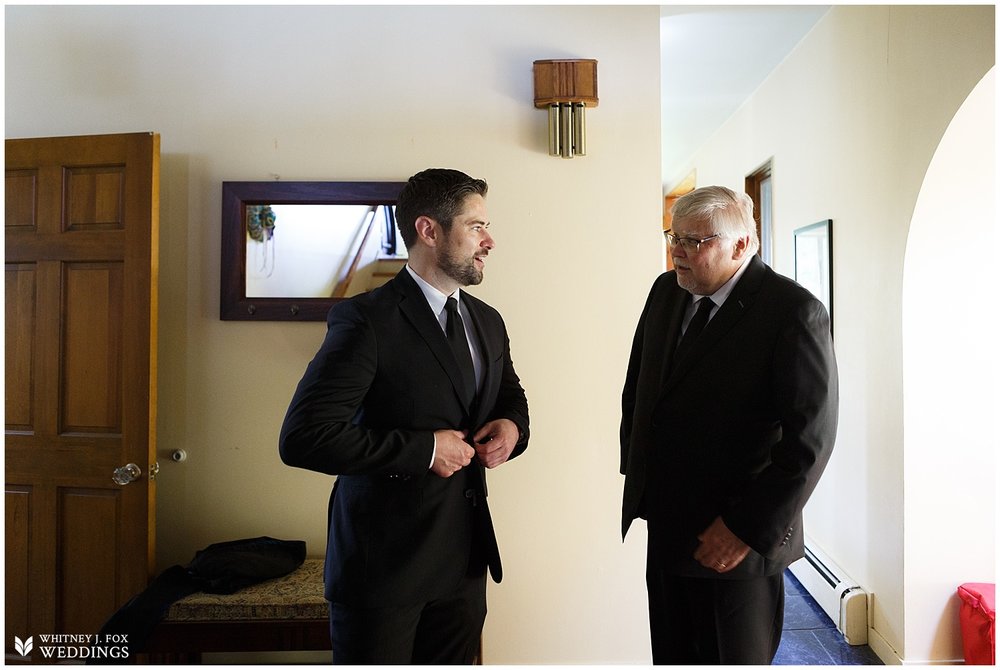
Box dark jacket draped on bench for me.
[89,536,306,662]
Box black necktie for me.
[673,297,714,366]
[445,297,476,403]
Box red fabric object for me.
[957,583,995,664]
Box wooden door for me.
[663,171,696,272]
[5,133,160,660]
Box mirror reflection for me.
[245,204,407,299]
[220,181,406,321]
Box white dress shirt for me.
[681,255,753,334]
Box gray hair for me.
[671,185,760,255]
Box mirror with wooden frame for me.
[220,181,407,320]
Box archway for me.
[901,67,995,660]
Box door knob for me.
[112,463,142,486]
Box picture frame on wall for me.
[794,219,833,333]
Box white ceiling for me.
[661,5,831,188]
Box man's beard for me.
[439,246,485,287]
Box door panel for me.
[57,488,121,633]
[4,170,38,230]
[5,133,159,661]
[5,265,36,432]
[65,165,126,231]
[5,487,32,636]
[62,262,124,433]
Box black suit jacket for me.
[621,256,837,578]
[280,269,529,606]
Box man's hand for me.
[693,516,751,573]
[472,419,519,469]
[431,430,474,478]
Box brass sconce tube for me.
[560,103,573,158]
[548,104,560,156]
[573,102,586,156]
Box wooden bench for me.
[142,558,329,663]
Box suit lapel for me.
[657,287,691,390]
[392,269,475,412]
[662,256,767,394]
[462,292,500,428]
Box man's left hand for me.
[472,418,519,469]
[694,516,751,573]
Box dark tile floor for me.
[774,571,883,665]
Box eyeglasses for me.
[663,230,721,253]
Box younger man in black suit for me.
[280,168,529,664]
[620,185,838,663]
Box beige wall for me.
[5,5,661,663]
[673,5,995,662]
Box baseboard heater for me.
[788,540,869,645]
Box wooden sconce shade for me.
[532,59,599,108]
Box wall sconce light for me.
[533,59,598,158]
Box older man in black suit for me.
[280,168,529,664]
[620,185,838,663]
